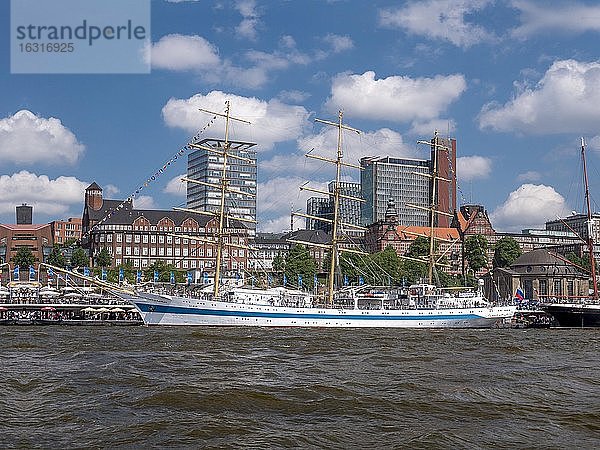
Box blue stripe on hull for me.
[134,302,483,321]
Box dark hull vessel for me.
[544,304,600,328]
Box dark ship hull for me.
[543,303,600,327]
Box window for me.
[539,280,547,296]
[116,247,122,255]
[167,236,172,244]
[134,235,141,243]
[134,247,140,255]
[126,234,132,243]
[159,248,164,256]
[183,248,188,257]
[175,248,180,256]
[159,236,164,244]
[143,235,148,243]
[151,235,156,243]
[125,247,132,255]
[175,237,180,244]
[116,234,122,243]
[142,247,148,256]
[107,234,113,243]
[167,248,172,256]
[151,248,156,256]
[554,280,562,296]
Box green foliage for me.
[143,260,184,283]
[283,244,317,288]
[272,253,285,273]
[95,248,112,268]
[464,234,489,272]
[46,244,66,268]
[70,247,89,268]
[12,246,35,269]
[369,246,401,285]
[63,238,79,248]
[565,252,592,273]
[493,236,522,268]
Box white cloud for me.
[323,34,354,53]
[133,195,157,209]
[479,60,600,134]
[379,0,495,48]
[490,184,571,231]
[162,91,310,150]
[147,34,220,71]
[164,174,187,196]
[511,0,600,38]
[278,90,311,103]
[517,170,541,182]
[325,71,466,123]
[457,155,492,181]
[0,171,88,216]
[587,135,600,152]
[409,119,456,136]
[235,0,260,40]
[257,176,328,233]
[0,110,84,165]
[104,184,120,197]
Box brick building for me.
[50,218,82,245]
[0,205,52,265]
[81,183,249,274]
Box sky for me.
[2,0,600,233]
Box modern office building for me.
[186,138,257,235]
[545,213,600,259]
[361,156,431,227]
[360,134,457,228]
[306,181,362,235]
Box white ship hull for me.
[119,292,516,328]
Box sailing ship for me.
[543,138,600,327]
[119,103,516,327]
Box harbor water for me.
[1,327,599,448]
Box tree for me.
[95,248,111,267]
[12,246,35,269]
[464,234,488,273]
[272,252,285,273]
[403,236,429,283]
[46,244,66,268]
[284,244,317,288]
[70,247,89,268]
[493,237,522,268]
[370,246,401,285]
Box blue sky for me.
[1,0,600,233]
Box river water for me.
[1,327,599,449]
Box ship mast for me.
[289,110,366,305]
[407,131,454,284]
[581,137,598,299]
[174,101,255,297]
